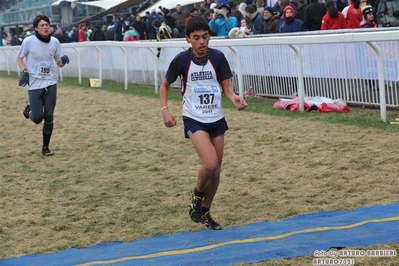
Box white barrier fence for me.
[1,27,398,121]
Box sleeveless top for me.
[166,48,232,123]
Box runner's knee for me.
[31,114,44,124]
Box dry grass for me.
[0,76,398,265]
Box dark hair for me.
[33,15,50,28]
[205,10,212,17]
[245,5,256,14]
[280,0,290,9]
[352,0,360,9]
[153,19,161,28]
[325,0,338,18]
[185,17,210,37]
[228,2,237,8]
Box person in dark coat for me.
[277,5,308,32]
[90,23,105,41]
[303,0,327,30]
[105,26,115,40]
[115,15,123,41]
[11,34,22,45]
[132,15,146,40]
[290,0,308,21]
[163,8,176,33]
[245,4,264,34]
[53,28,71,43]
[146,9,160,39]
[333,0,346,11]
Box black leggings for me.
[28,84,57,125]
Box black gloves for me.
[18,71,29,87]
[61,55,70,64]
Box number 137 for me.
[199,94,214,104]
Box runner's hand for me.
[18,72,29,87]
[61,55,70,64]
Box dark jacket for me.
[164,14,176,30]
[115,19,124,41]
[11,36,21,46]
[248,11,265,34]
[290,0,308,21]
[335,0,346,12]
[172,10,185,30]
[146,12,159,39]
[105,27,114,40]
[278,6,308,32]
[263,12,281,33]
[132,20,146,40]
[91,26,105,41]
[304,0,327,30]
[54,32,72,43]
[70,29,78,42]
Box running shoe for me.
[42,146,54,156]
[23,100,30,119]
[189,187,203,223]
[201,211,222,230]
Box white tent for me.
[75,0,144,23]
[76,0,131,10]
[51,0,77,6]
[138,0,202,16]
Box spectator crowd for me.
[1,0,398,46]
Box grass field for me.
[0,72,398,265]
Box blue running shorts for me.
[183,116,228,139]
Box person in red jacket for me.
[78,23,87,42]
[321,0,348,29]
[184,8,201,27]
[342,0,363,28]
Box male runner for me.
[159,17,248,230]
[16,14,69,156]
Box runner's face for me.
[186,30,210,57]
[35,19,50,38]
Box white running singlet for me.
[182,60,224,123]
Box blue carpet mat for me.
[2,203,398,265]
